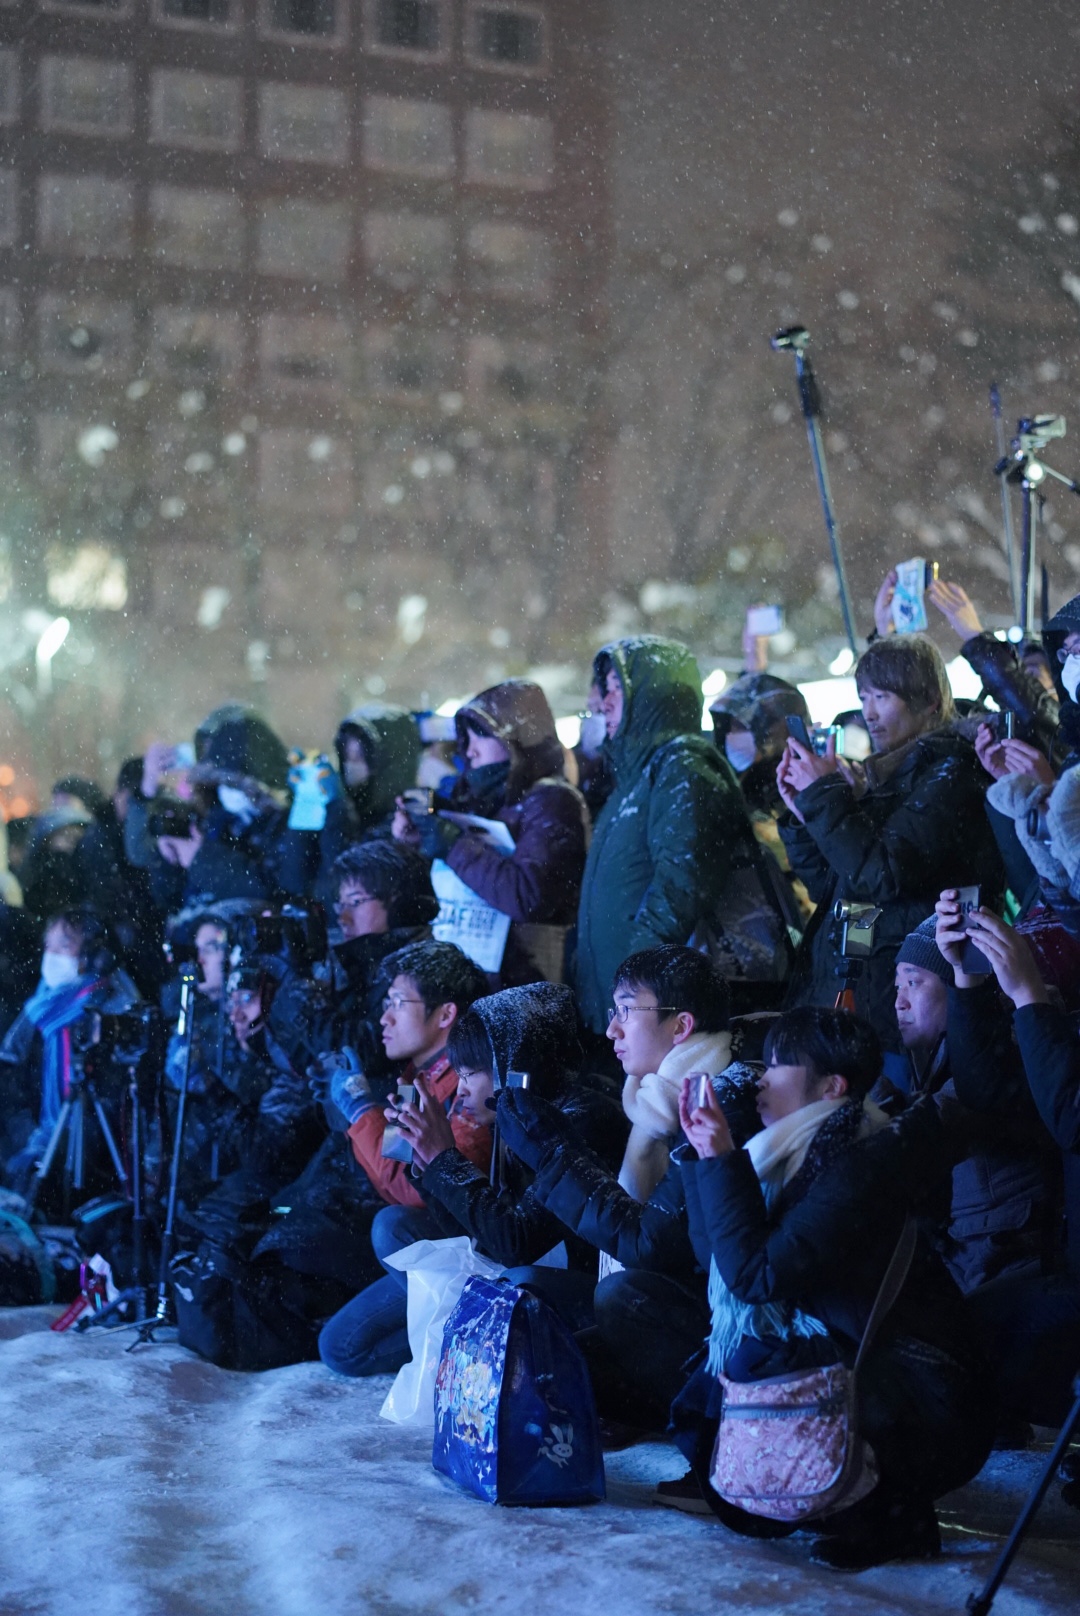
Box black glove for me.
[495,1087,574,1170]
[414,814,462,862]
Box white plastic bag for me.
[378,1237,503,1430]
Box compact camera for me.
[832,900,882,960]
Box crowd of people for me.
[1,571,1079,1573]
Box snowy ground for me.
[0,1307,1076,1616]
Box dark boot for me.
[810,1498,941,1571]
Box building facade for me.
[0,0,611,797]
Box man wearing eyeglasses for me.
[341,941,492,1207]
[282,840,441,1090]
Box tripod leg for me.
[25,1101,74,1210]
[966,1385,1080,1616]
[87,1085,128,1188]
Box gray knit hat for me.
[896,916,951,984]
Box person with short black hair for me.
[777,634,1003,1041]
[339,941,492,1207]
[674,1004,994,1569]
[607,945,732,1201]
[319,984,625,1379]
[273,840,439,1082]
[317,941,492,1377]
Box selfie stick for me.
[770,327,858,653]
[989,384,1021,623]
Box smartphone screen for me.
[747,604,784,637]
[786,714,812,749]
[955,886,992,975]
[697,1073,710,1109]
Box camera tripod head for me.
[770,325,811,353]
[1017,414,1066,456]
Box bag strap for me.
[853,1214,917,1374]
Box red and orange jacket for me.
[346,1050,492,1208]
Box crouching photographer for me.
[0,908,141,1214]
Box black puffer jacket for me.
[493,1063,762,1279]
[781,727,1003,1041]
[418,983,627,1269]
[272,924,432,1090]
[946,979,1080,1274]
[881,1026,1058,1295]
[679,1099,995,1505]
[683,1097,972,1362]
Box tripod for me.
[26,1060,127,1214]
[129,968,198,1347]
[994,414,1080,636]
[966,1370,1080,1615]
[73,1055,153,1331]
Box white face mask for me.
[343,759,370,789]
[218,785,256,823]
[1062,653,1080,703]
[724,730,758,773]
[579,712,607,756]
[41,950,80,991]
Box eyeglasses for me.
[607,1003,677,1024]
[334,892,377,916]
[382,993,426,1013]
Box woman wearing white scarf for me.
[673,1005,994,1572]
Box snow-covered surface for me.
[1,1306,1077,1616]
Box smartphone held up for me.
[891,558,939,635]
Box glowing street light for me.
[36,616,70,695]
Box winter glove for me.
[287,751,341,832]
[495,1087,575,1170]
[414,813,462,862]
[307,1047,373,1127]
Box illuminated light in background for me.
[35,616,70,695]
[0,766,13,788]
[829,646,856,675]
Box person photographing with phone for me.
[776,635,1003,1043]
[934,890,1080,1488]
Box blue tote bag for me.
[432,1275,605,1506]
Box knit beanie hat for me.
[895,916,952,984]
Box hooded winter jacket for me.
[573,637,755,1033]
[780,726,1003,1042]
[959,591,1080,775]
[418,983,627,1268]
[279,703,425,902]
[446,680,588,985]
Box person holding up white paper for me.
[392,680,588,986]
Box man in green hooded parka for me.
[573,636,754,1035]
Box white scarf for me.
[706,1097,888,1375]
[618,1029,733,1203]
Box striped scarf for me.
[22,977,104,1131]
